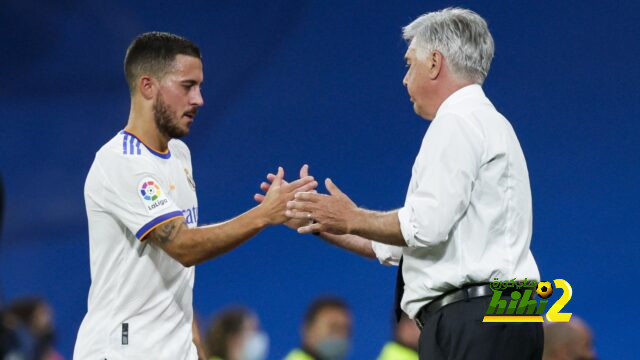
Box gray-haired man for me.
[284,8,543,359]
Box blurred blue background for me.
[1,0,639,358]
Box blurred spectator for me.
[377,313,419,360]
[0,175,17,359]
[1,308,21,359]
[205,306,268,360]
[284,297,351,360]
[1,297,63,360]
[543,316,596,360]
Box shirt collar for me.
[435,84,486,117]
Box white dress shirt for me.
[372,84,540,318]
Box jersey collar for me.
[121,130,171,159]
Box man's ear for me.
[138,75,156,100]
[428,51,443,80]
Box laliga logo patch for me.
[138,177,171,214]
[140,180,162,201]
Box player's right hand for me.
[255,164,318,230]
[258,166,317,225]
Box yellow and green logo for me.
[483,279,572,323]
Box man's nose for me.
[192,88,204,107]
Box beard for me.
[153,93,189,139]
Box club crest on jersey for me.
[184,168,196,191]
[138,177,171,214]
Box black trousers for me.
[418,296,543,360]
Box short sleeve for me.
[96,151,183,240]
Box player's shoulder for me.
[169,138,190,154]
[168,138,192,160]
[94,131,155,168]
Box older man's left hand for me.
[286,178,359,235]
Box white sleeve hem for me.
[398,206,418,247]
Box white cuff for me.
[371,242,402,266]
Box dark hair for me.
[303,297,350,328]
[7,297,46,327]
[124,32,201,95]
[205,307,252,359]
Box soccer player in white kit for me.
[74,32,317,360]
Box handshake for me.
[252,164,359,237]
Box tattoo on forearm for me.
[150,219,187,244]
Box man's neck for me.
[301,343,324,360]
[125,102,170,152]
[430,80,475,119]
[393,337,418,352]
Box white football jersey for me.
[74,130,199,360]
